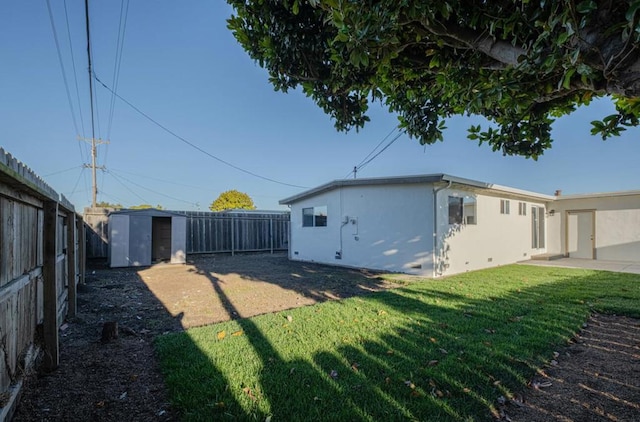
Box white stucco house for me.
[279,174,640,277]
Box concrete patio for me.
[520,258,640,274]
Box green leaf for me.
[576,0,597,14]
[626,0,640,21]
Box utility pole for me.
[81,137,108,207]
[353,166,357,179]
[83,0,107,208]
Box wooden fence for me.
[85,210,290,258]
[0,148,84,420]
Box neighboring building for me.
[109,208,187,268]
[546,190,640,262]
[280,174,640,277]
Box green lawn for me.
[155,265,640,421]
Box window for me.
[518,202,527,216]
[531,206,545,248]
[449,196,477,225]
[463,197,477,224]
[500,199,510,215]
[302,206,327,227]
[448,196,463,224]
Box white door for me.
[567,211,594,259]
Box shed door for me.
[568,211,594,259]
[152,217,172,261]
[129,215,152,266]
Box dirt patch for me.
[12,254,640,421]
[13,253,399,421]
[501,314,640,422]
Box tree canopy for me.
[227,0,640,158]
[210,190,257,212]
[95,201,122,209]
[129,204,164,210]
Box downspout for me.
[432,180,452,278]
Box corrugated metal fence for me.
[180,211,290,254]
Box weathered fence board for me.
[0,148,83,420]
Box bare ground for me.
[12,253,640,421]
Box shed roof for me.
[109,208,185,218]
[279,173,555,205]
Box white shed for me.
[109,209,187,268]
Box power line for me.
[356,127,398,169]
[93,74,309,189]
[69,166,86,197]
[106,169,198,206]
[343,127,403,179]
[356,130,404,173]
[106,0,130,143]
[106,171,149,204]
[43,165,83,177]
[109,167,212,190]
[62,0,86,140]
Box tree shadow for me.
[156,259,640,421]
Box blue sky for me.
[1,2,638,211]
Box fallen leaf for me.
[428,360,439,366]
[330,370,338,379]
[96,401,105,408]
[410,390,423,397]
[351,362,359,372]
[463,388,471,393]
[231,330,244,337]
[510,394,525,407]
[386,350,394,355]
[289,367,296,375]
[377,310,387,315]
[242,387,257,401]
[215,402,225,409]
[119,392,127,400]
[430,337,437,343]
[550,360,558,366]
[439,348,448,355]
[484,328,496,334]
[404,380,416,389]
[531,381,553,390]
[217,331,226,340]
[287,315,293,322]
[385,377,391,384]
[435,389,444,398]
[493,380,501,386]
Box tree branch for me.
[424,20,526,66]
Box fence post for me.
[67,213,77,317]
[231,215,235,256]
[269,218,274,254]
[42,200,59,371]
[77,217,86,284]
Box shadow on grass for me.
[155,260,640,421]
